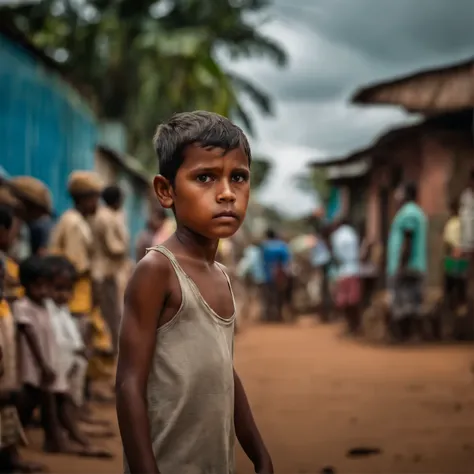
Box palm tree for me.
[250,157,272,191]
[3,0,287,166]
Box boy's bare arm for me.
[115,253,170,474]
[234,369,273,473]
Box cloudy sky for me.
[225,0,474,215]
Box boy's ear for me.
[153,175,174,209]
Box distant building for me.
[351,58,474,286]
[310,148,372,229]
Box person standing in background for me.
[460,170,474,316]
[311,223,333,322]
[135,204,166,262]
[0,189,24,302]
[9,177,54,257]
[93,185,129,354]
[330,218,361,334]
[443,199,468,319]
[460,170,474,255]
[237,237,266,322]
[0,258,44,473]
[152,209,176,246]
[261,229,291,322]
[49,171,103,341]
[386,182,427,342]
[49,171,113,406]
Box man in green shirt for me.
[387,182,427,341]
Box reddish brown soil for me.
[22,318,474,474]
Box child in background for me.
[45,257,87,408]
[0,203,23,304]
[0,255,43,472]
[45,256,113,458]
[13,257,64,453]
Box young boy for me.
[116,111,273,474]
[0,251,43,472]
[13,256,64,452]
[44,256,113,458]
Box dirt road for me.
[23,318,474,474]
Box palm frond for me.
[228,71,272,115]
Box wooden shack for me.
[310,148,372,231]
[352,58,474,114]
[352,57,474,287]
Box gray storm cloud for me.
[224,0,474,214]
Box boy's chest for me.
[182,265,234,320]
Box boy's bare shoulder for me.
[126,249,173,297]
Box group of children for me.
[0,204,112,473]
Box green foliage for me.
[2,0,287,167]
[250,157,271,190]
[293,168,330,204]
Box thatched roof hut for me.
[352,58,474,114]
[309,148,372,184]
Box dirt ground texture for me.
[21,318,474,474]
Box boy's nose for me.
[216,182,236,202]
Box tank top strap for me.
[214,262,237,314]
[146,246,191,293]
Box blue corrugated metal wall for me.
[118,174,147,258]
[0,33,97,215]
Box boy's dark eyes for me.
[231,173,248,183]
[195,173,249,184]
[196,174,212,183]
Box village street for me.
[23,318,474,474]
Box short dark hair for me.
[43,255,77,281]
[153,111,252,183]
[0,205,13,230]
[19,256,50,288]
[404,182,418,201]
[266,229,277,239]
[102,185,123,207]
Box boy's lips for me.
[213,210,240,221]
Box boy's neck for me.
[174,225,219,264]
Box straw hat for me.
[0,186,23,211]
[67,171,104,196]
[9,176,53,214]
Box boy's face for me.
[155,145,250,239]
[78,193,100,216]
[51,272,73,306]
[394,186,405,207]
[27,277,49,305]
